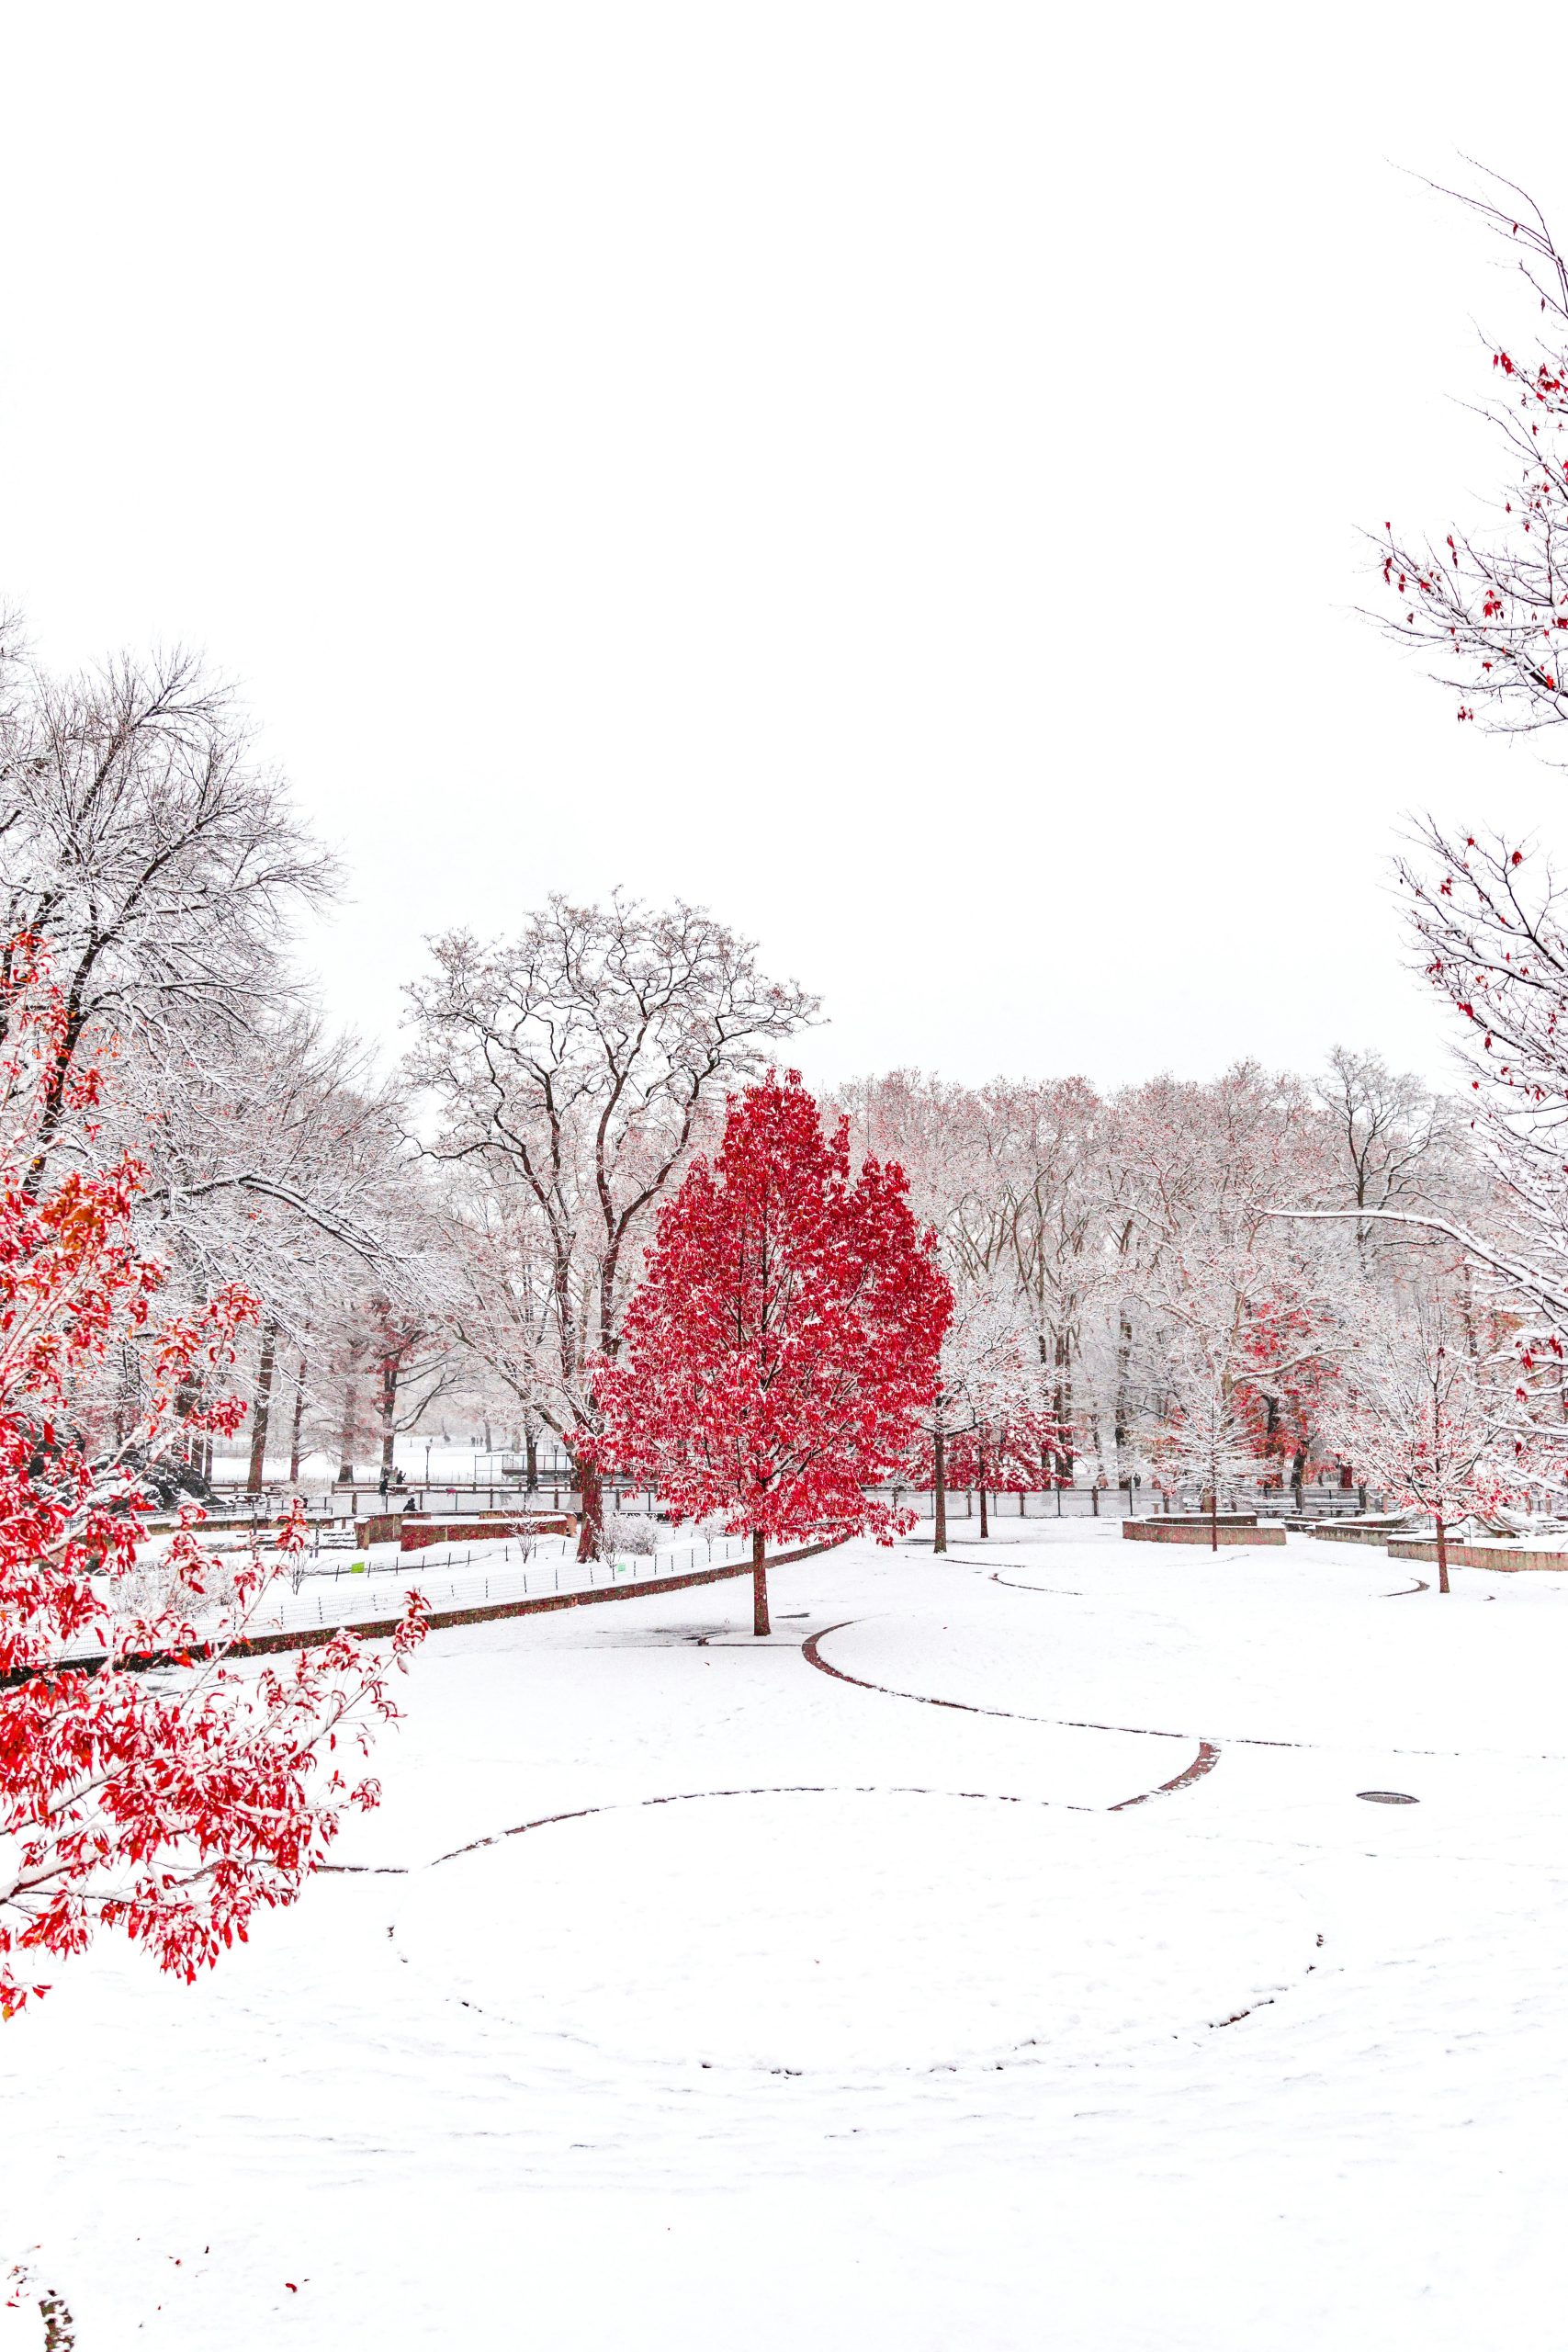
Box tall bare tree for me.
[405,895,816,1555]
[0,639,335,1178]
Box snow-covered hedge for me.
[603,1509,660,1557]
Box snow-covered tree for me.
[1325,1291,1521,1592]
[405,895,817,1556]
[1315,1047,1468,1257]
[1150,1363,1262,1550]
[441,1170,561,1488]
[0,636,333,1179]
[1112,1066,1346,1494]
[908,1278,1057,1550]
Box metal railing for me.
[63,1530,754,1661]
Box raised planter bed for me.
[355,1512,406,1546]
[1309,1523,1406,1546]
[1122,1518,1286,1547]
[1132,1511,1260,1529]
[1387,1538,1568,1573]
[400,1515,575,1554]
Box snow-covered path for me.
[4,1526,1566,2347]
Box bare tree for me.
[405,895,817,1555]
[443,1171,559,1487]
[1316,1046,1466,1253]
[0,639,335,1178]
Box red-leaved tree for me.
[594,1071,951,1633]
[0,936,425,2016]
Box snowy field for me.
[4,1522,1568,2347]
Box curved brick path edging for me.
[802,1622,1219,1810]
[803,1617,1561,1764]
[1109,1742,1221,1808]
[802,1622,1191,1745]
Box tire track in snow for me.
[988,1572,1085,1597]
[427,1778,1100,1867]
[325,1779,1105,1881]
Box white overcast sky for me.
[6,2,1568,1091]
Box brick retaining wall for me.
[1387,1539,1568,1572]
[399,1516,574,1553]
[1123,1519,1286,1547]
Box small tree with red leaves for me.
[0,938,425,2016]
[595,1071,951,1634]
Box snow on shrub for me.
[603,1509,660,1557]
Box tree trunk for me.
[576,1453,604,1562]
[246,1321,279,1494]
[1053,1330,1074,1485]
[1435,1513,1450,1596]
[752,1525,771,1636]
[525,1423,538,1491]
[978,1451,989,1541]
[1211,1485,1218,1553]
[378,1353,399,1487]
[336,1375,357,1486]
[288,1357,307,1483]
[933,1430,948,1555]
[1113,1307,1134,1484]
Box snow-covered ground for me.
[4,1523,1567,2347]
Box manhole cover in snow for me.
[394,1789,1311,2074]
[1357,1790,1419,1804]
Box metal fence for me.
[176,1478,1430,1532]
[259,1530,751,1634]
[194,1482,661,1523]
[64,1530,755,1662]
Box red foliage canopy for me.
[595,1071,951,1548]
[0,937,424,2016]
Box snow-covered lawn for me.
[3,1524,1566,2347]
